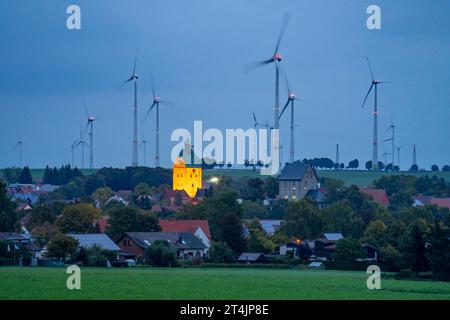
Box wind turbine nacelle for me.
[154,96,161,103]
[274,53,282,61]
[289,93,296,100]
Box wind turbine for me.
[245,13,291,162]
[123,51,140,167]
[361,57,390,170]
[252,111,271,163]
[75,126,87,169]
[143,76,173,168]
[84,106,96,169]
[140,136,147,167]
[71,139,78,167]
[16,134,23,168]
[384,120,395,166]
[278,67,302,163]
[396,144,406,170]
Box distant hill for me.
[204,169,450,187]
[1,168,449,188]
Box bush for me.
[207,242,235,263]
[145,240,177,267]
[0,257,14,266]
[75,245,116,267]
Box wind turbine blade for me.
[159,99,174,107]
[274,13,291,55]
[361,84,374,108]
[276,61,291,95]
[279,99,290,119]
[142,102,157,123]
[150,73,156,98]
[84,103,90,118]
[252,111,257,124]
[133,49,139,76]
[366,57,374,81]
[244,59,273,74]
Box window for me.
[128,240,132,246]
[123,240,127,246]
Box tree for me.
[216,212,246,253]
[322,201,364,238]
[362,220,387,248]
[2,168,21,183]
[263,177,279,199]
[76,245,116,267]
[31,223,60,247]
[400,219,429,276]
[241,178,265,201]
[27,204,59,230]
[56,203,101,234]
[426,220,450,281]
[91,187,114,206]
[0,180,17,232]
[46,234,78,260]
[347,159,359,170]
[409,164,419,172]
[282,199,323,239]
[431,165,439,172]
[208,241,235,263]
[442,165,450,172]
[18,166,33,184]
[145,240,177,267]
[107,207,161,241]
[247,229,275,253]
[334,238,363,261]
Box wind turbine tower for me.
[246,13,291,165]
[124,52,139,167]
[140,137,147,167]
[84,106,95,169]
[278,67,301,164]
[143,76,173,168]
[335,144,340,166]
[361,58,390,170]
[412,145,417,167]
[385,123,395,165]
[16,136,23,168]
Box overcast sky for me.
[0,0,449,170]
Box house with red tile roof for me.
[159,219,211,248]
[359,188,390,207]
[429,198,450,210]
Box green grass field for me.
[1,267,450,300]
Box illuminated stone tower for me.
[172,157,202,198]
[172,141,202,198]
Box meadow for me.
[2,168,449,187]
[205,169,450,187]
[1,267,450,300]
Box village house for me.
[237,252,268,264]
[116,232,207,261]
[313,233,344,261]
[0,232,43,264]
[67,234,121,253]
[360,188,390,207]
[278,161,319,201]
[159,219,211,248]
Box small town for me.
[0,0,449,309]
[1,149,450,282]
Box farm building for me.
[278,161,319,201]
[116,232,207,261]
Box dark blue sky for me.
[0,0,449,169]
